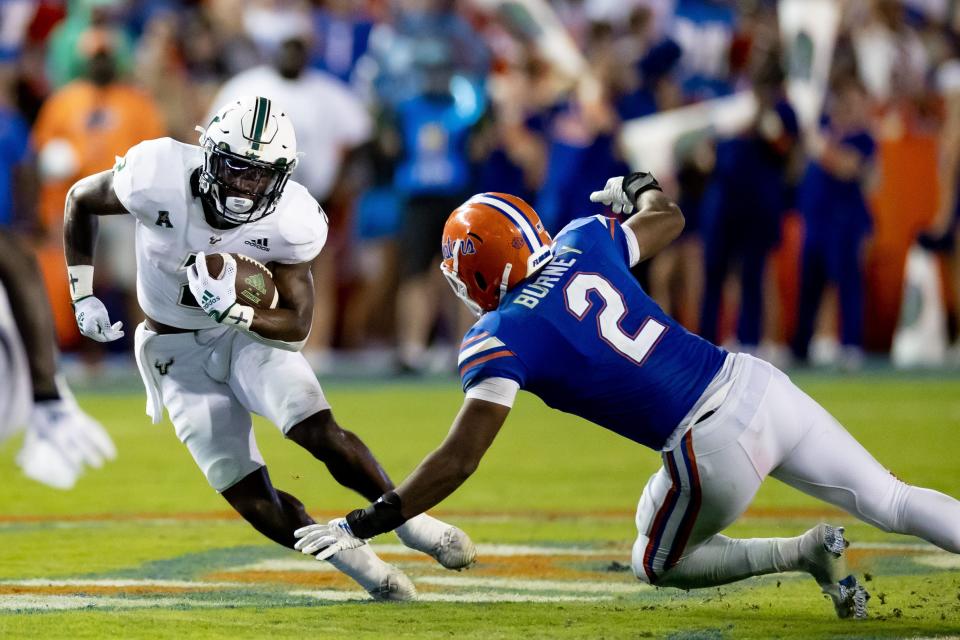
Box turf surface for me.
[1,375,959,638]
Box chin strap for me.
[498,262,513,302]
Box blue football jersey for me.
[458,216,726,450]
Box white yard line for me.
[416,576,646,593]
[852,541,943,552]
[0,595,221,611]
[912,554,960,569]
[289,589,613,603]
[0,578,247,589]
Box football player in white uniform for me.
[0,231,115,489]
[62,96,476,600]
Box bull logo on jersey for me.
[442,236,476,261]
[154,358,174,376]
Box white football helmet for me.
[197,96,298,225]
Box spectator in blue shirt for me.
[309,0,373,84]
[699,51,799,350]
[0,66,32,230]
[791,77,876,369]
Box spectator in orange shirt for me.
[32,26,164,354]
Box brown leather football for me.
[205,252,279,310]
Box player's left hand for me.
[187,251,238,322]
[589,176,635,215]
[294,518,367,560]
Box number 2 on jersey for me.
[564,273,666,365]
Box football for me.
[205,252,279,310]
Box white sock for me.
[655,534,804,589]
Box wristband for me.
[67,265,94,302]
[220,303,254,331]
[622,172,662,210]
[346,491,407,539]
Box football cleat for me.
[324,542,417,602]
[368,568,417,602]
[396,514,478,570]
[430,524,478,571]
[824,574,870,619]
[799,523,848,587]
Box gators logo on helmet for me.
[440,193,553,315]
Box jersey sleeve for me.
[458,319,528,392]
[274,183,329,264]
[112,137,182,223]
[556,215,640,268]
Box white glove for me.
[589,176,635,215]
[294,518,367,561]
[17,399,117,489]
[187,251,238,322]
[73,296,124,342]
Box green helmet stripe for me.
[249,97,271,151]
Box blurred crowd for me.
[1,0,960,375]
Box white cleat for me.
[824,574,870,619]
[324,543,417,602]
[799,524,870,619]
[430,524,478,570]
[799,523,847,586]
[368,568,418,602]
[396,514,477,570]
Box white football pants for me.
[135,322,330,492]
[633,353,960,585]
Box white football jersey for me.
[113,138,328,330]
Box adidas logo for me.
[243,237,270,252]
[201,290,219,306]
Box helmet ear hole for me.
[474,272,487,290]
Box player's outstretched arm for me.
[387,398,511,520]
[63,170,130,342]
[295,399,510,555]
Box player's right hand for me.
[294,518,368,561]
[73,296,124,342]
[589,176,635,215]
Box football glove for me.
[589,172,662,215]
[294,518,367,561]
[73,296,124,342]
[17,398,117,489]
[187,251,238,322]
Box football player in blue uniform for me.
[295,174,960,617]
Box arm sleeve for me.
[587,215,640,267]
[465,377,520,408]
[458,326,527,392]
[555,216,639,268]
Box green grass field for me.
[1,375,960,639]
